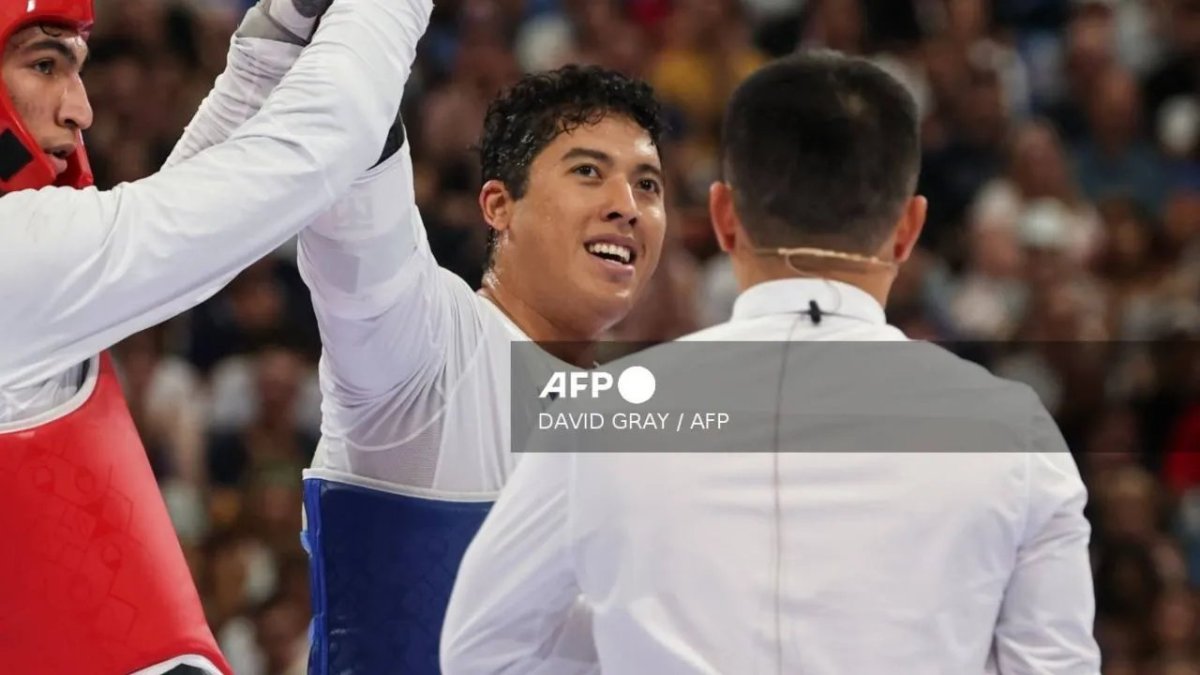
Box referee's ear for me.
[889,195,928,265]
[709,181,739,253]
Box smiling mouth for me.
[585,242,636,266]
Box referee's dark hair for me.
[719,50,921,254]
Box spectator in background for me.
[938,0,1033,119]
[800,0,866,54]
[1152,586,1199,661]
[1095,464,1169,547]
[200,531,272,675]
[994,202,1111,438]
[1049,0,1123,142]
[1163,182,1200,265]
[1136,333,1200,474]
[254,591,309,675]
[919,55,1013,258]
[1074,65,1168,213]
[207,345,317,495]
[417,4,523,289]
[572,1,655,77]
[1095,539,1164,661]
[113,325,210,541]
[420,5,520,171]
[1145,0,1200,140]
[187,258,318,377]
[1093,197,1170,340]
[972,119,1103,266]
[114,326,205,481]
[651,0,766,157]
[948,213,1027,339]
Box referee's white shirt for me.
[442,277,1101,675]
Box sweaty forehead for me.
[552,117,662,166]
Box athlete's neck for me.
[478,278,599,367]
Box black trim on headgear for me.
[0,129,33,181]
[163,666,209,675]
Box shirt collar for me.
[730,278,887,325]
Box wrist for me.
[236,0,329,45]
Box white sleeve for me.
[441,451,596,675]
[297,138,456,402]
[0,0,433,390]
[164,36,299,167]
[992,408,1101,675]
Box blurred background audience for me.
[91,0,1200,671]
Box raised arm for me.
[170,0,440,425]
[296,126,465,404]
[0,0,434,390]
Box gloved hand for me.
[238,0,407,166]
[237,0,334,45]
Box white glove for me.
[237,0,408,166]
[238,0,334,45]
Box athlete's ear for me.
[480,180,514,235]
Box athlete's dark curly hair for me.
[478,65,666,268]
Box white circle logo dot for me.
[617,366,656,405]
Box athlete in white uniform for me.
[0,0,431,672]
[294,67,671,673]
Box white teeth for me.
[586,242,632,264]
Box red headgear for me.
[0,0,94,192]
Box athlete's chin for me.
[572,280,638,333]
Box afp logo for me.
[539,366,656,405]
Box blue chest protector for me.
[302,475,494,674]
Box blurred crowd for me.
[83,0,1200,672]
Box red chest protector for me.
[0,353,230,674]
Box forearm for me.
[165,36,299,167]
[166,0,332,166]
